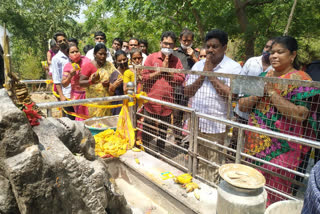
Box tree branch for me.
[245,0,274,7]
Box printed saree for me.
[244,70,320,205]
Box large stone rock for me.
[0,175,19,213]
[4,145,57,214]
[32,118,106,213]
[0,89,38,158]
[0,89,131,214]
[45,117,95,161]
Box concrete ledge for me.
[116,150,217,214]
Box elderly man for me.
[85,31,112,62]
[173,28,199,70]
[184,29,242,183]
[142,31,185,153]
[172,28,199,145]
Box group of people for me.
[48,28,320,205]
[48,31,145,120]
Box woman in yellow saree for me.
[80,44,116,117]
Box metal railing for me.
[134,65,320,204]
[22,64,320,204]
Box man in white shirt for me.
[85,31,113,62]
[234,39,274,122]
[51,32,74,119]
[184,29,242,183]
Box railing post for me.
[47,108,52,117]
[235,128,243,164]
[127,82,135,128]
[187,111,196,174]
[192,114,199,176]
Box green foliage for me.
[82,0,320,62]
[0,0,85,79]
[18,53,43,80]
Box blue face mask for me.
[262,51,270,63]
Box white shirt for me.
[234,55,272,119]
[86,48,113,62]
[51,50,71,98]
[240,55,272,76]
[187,55,242,134]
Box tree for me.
[0,0,85,78]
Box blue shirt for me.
[302,160,320,214]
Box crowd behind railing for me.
[40,28,320,207]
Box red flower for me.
[22,102,42,126]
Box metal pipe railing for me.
[37,95,130,109]
[196,112,320,149]
[138,95,194,113]
[21,80,51,84]
[135,65,320,87]
[136,112,190,135]
[136,126,188,153]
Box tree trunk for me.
[191,7,205,42]
[283,0,298,36]
[186,0,205,42]
[234,0,255,60]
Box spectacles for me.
[199,55,206,58]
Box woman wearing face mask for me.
[109,50,129,115]
[62,44,90,121]
[238,36,320,205]
[80,43,116,117]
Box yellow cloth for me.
[123,69,134,83]
[86,61,116,117]
[94,100,135,158]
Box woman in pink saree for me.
[62,44,90,120]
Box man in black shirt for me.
[172,29,199,145]
[173,28,199,70]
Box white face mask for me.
[95,41,105,45]
[181,43,193,50]
[161,48,173,56]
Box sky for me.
[72,4,88,23]
[0,25,10,48]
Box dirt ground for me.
[31,92,62,118]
